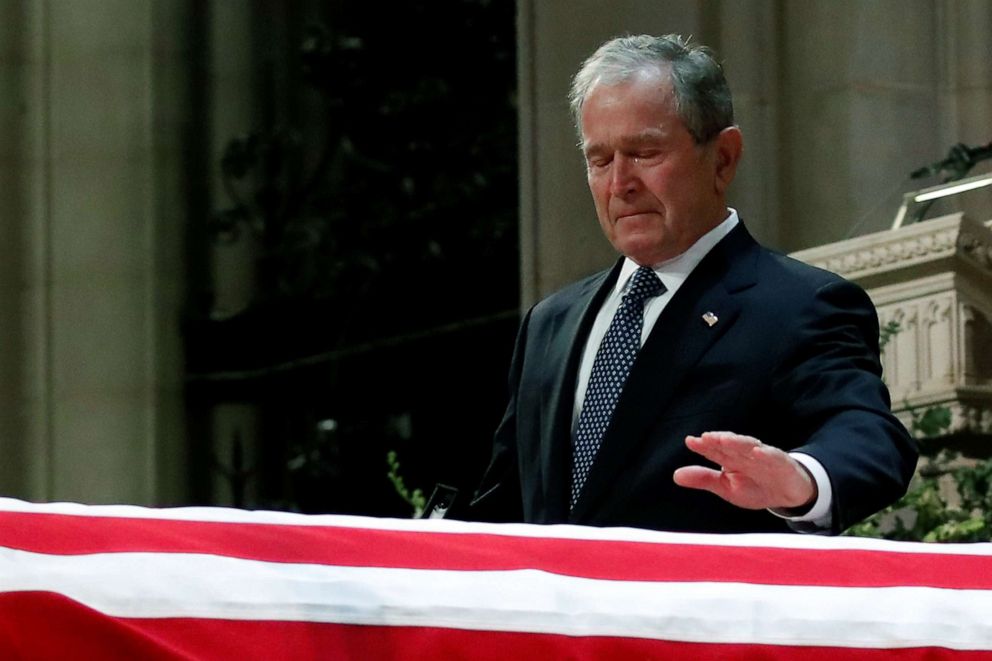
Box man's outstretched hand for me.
[672,431,817,512]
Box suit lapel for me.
[570,224,760,520]
[537,260,622,521]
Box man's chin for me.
[613,235,670,266]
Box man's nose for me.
[609,154,640,197]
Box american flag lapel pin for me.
[702,311,718,327]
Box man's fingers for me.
[679,433,817,510]
[685,432,762,468]
[673,465,726,496]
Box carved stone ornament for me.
[791,213,992,288]
[792,214,992,444]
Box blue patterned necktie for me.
[571,265,665,508]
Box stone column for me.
[718,0,782,248]
[934,0,992,223]
[0,0,192,504]
[776,0,946,250]
[0,0,49,499]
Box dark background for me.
[184,0,520,516]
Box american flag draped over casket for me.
[0,497,990,660]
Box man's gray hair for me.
[569,34,734,144]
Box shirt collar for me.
[615,208,740,294]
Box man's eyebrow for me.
[582,130,668,156]
[582,142,609,158]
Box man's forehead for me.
[580,71,680,143]
[580,100,683,154]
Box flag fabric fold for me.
[0,497,990,659]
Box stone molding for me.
[895,399,992,438]
[792,214,992,285]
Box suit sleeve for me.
[467,308,532,522]
[771,278,918,533]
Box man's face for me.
[581,70,734,265]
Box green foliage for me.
[877,320,901,352]
[909,405,953,439]
[386,450,426,518]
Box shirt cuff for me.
[769,452,833,530]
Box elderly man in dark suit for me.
[471,34,917,534]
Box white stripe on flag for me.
[1,547,990,651]
[2,497,991,558]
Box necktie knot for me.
[625,266,664,306]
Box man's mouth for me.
[616,210,655,222]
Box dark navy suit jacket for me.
[471,223,917,534]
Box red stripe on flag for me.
[0,592,987,661]
[1,511,990,589]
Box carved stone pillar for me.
[0,0,193,504]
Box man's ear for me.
[713,126,743,194]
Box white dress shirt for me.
[572,209,832,529]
